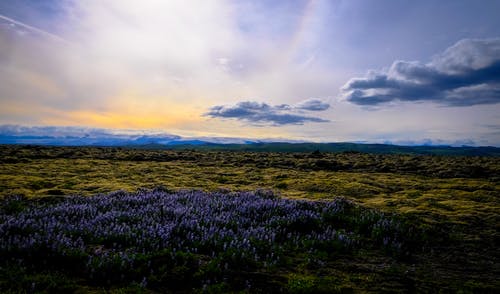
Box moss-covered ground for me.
[0,145,498,292]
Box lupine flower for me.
[0,189,411,288]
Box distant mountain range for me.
[0,125,260,146]
[0,125,499,156]
[0,132,279,146]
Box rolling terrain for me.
[0,145,499,292]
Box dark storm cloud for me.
[341,38,500,107]
[205,99,330,125]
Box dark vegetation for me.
[1,145,499,178]
[158,142,500,157]
[0,145,499,292]
[3,141,499,156]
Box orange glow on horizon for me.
[41,105,204,130]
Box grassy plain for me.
[0,145,499,292]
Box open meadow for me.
[0,145,499,292]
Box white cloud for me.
[0,0,338,116]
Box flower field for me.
[0,189,422,292]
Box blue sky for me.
[0,0,499,145]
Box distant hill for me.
[1,125,499,156]
[143,142,500,156]
[2,137,500,156]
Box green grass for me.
[0,145,499,292]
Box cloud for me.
[294,98,330,111]
[341,38,500,107]
[0,124,178,139]
[0,0,338,127]
[0,14,69,44]
[205,99,330,125]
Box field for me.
[1,145,499,292]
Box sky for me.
[1,0,500,146]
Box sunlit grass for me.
[2,158,498,224]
